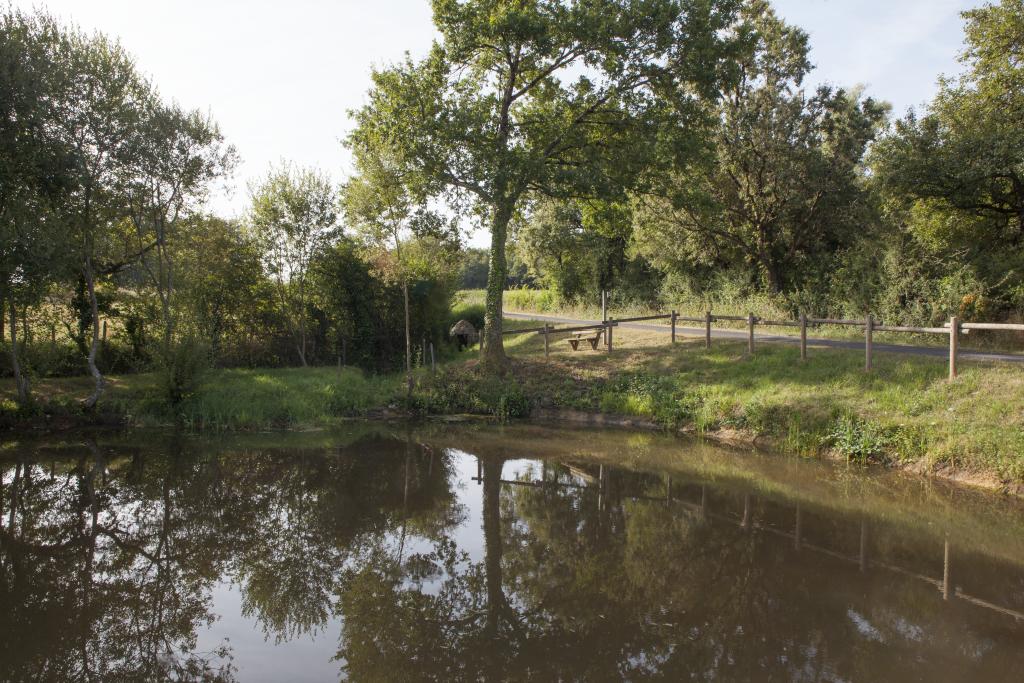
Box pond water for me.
[1,424,1023,682]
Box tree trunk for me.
[298,305,308,367]
[296,334,308,367]
[8,300,30,406]
[765,261,784,294]
[82,259,105,409]
[482,203,513,371]
[403,279,412,400]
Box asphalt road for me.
[505,311,1024,364]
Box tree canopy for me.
[350,0,741,368]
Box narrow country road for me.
[505,311,1024,364]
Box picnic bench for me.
[567,328,604,351]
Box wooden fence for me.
[495,310,1024,382]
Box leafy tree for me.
[872,0,1024,311]
[0,9,73,404]
[308,237,458,372]
[514,197,655,304]
[349,0,738,369]
[249,164,339,366]
[124,101,235,354]
[343,147,422,394]
[633,1,887,297]
[458,247,490,289]
[173,216,265,361]
[43,22,156,407]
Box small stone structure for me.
[449,320,478,351]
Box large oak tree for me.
[349,0,738,369]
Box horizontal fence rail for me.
[503,306,1023,381]
[961,322,1024,331]
[612,314,673,324]
[501,325,549,336]
[545,324,610,335]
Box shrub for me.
[598,374,704,427]
[419,367,532,421]
[825,415,892,463]
[158,337,210,407]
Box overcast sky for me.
[14,0,978,245]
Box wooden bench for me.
[567,329,604,351]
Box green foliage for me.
[825,415,892,464]
[871,0,1024,314]
[158,337,210,407]
[514,198,658,305]
[449,299,485,331]
[248,163,339,367]
[504,288,560,313]
[349,0,740,365]
[598,374,702,428]
[634,1,887,297]
[417,366,531,421]
[309,239,457,372]
[171,367,402,430]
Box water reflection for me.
[1,426,1022,682]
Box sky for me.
[13,0,979,246]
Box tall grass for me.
[156,366,404,430]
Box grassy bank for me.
[418,324,1024,485]
[4,316,1024,487]
[1,366,407,431]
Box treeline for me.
[496,2,1024,327]
[6,0,1024,396]
[0,9,460,409]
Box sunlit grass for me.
[476,323,1024,482]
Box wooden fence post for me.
[747,313,755,354]
[430,342,436,374]
[671,310,677,344]
[543,324,550,357]
[607,318,614,353]
[949,316,959,381]
[865,315,874,372]
[705,310,712,349]
[799,313,808,362]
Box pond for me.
[1,424,1023,682]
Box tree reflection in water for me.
[2,429,1023,682]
